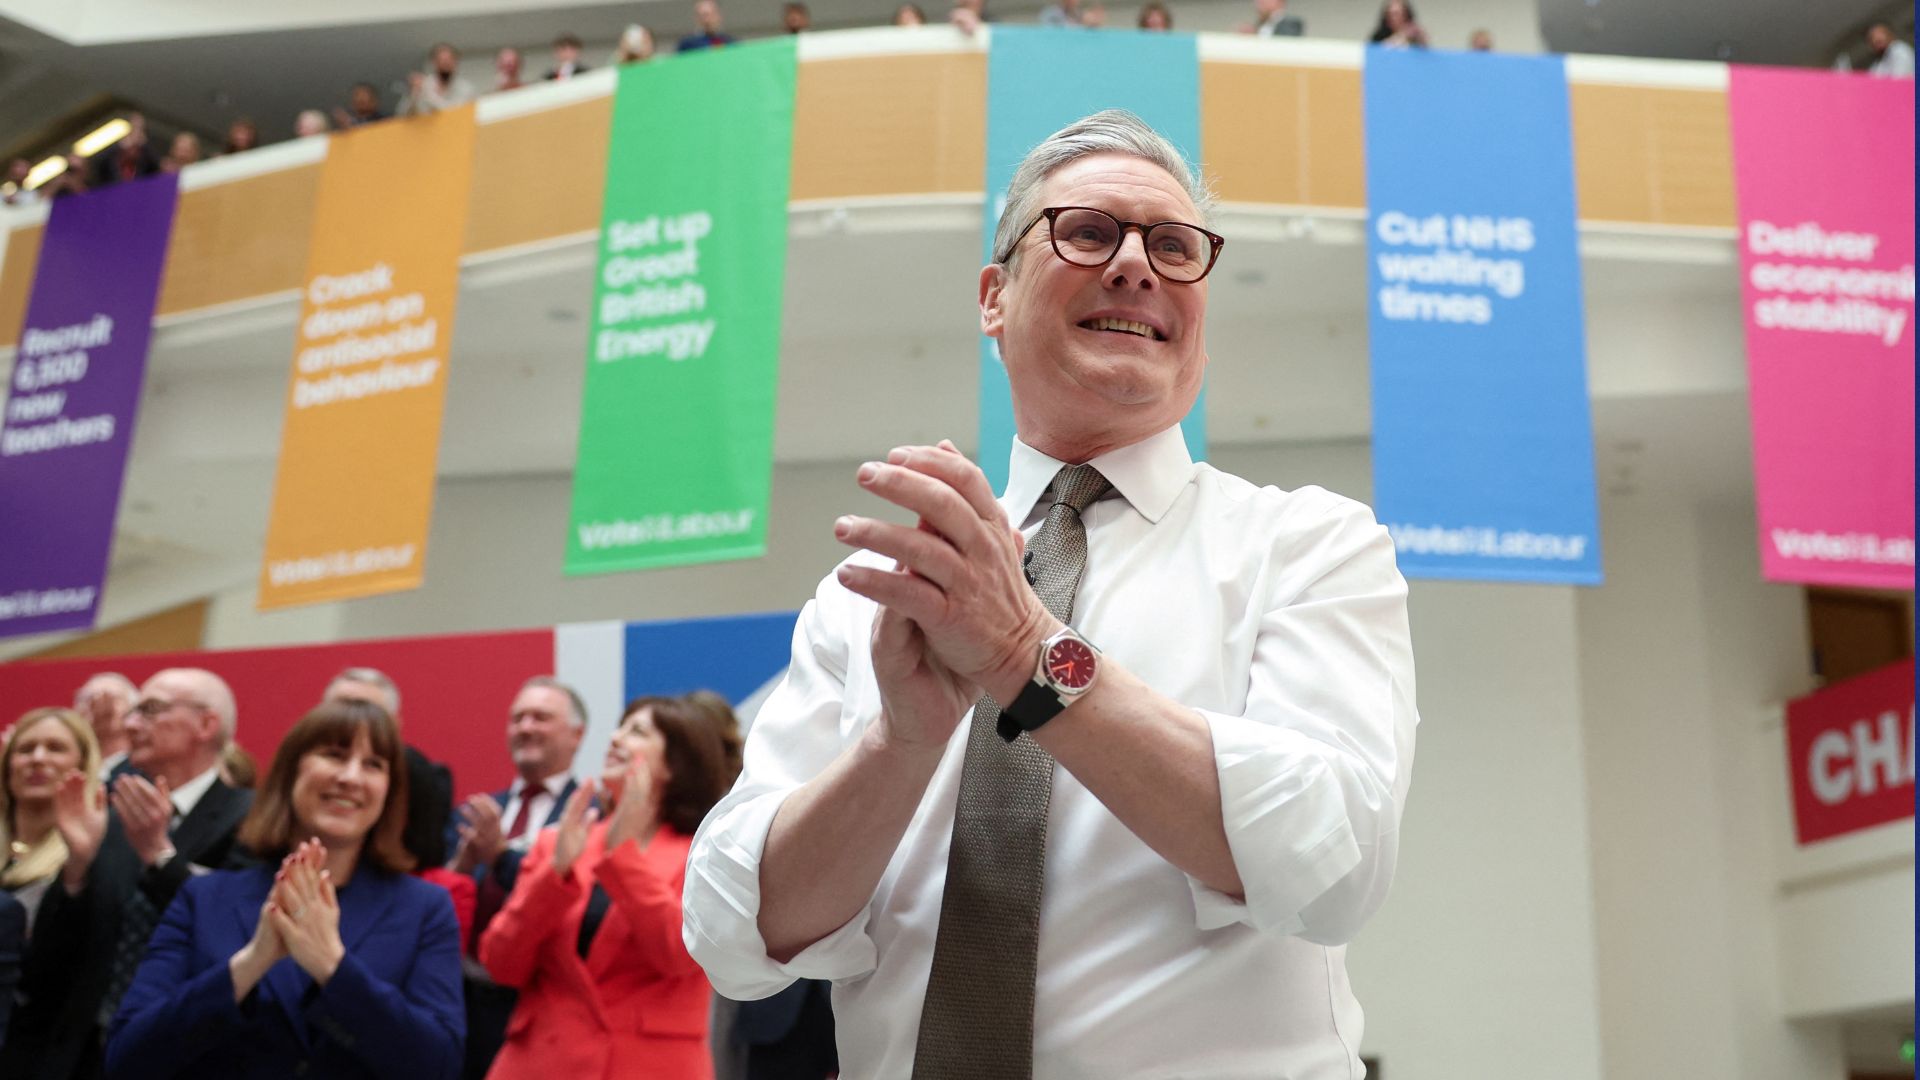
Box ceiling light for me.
[73,118,131,157]
[24,156,67,191]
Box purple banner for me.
[0,175,178,638]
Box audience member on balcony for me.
[294,110,332,139]
[1242,0,1303,36]
[1,157,39,205]
[105,699,465,1080]
[1468,27,1493,51]
[677,0,739,51]
[1369,0,1427,47]
[546,34,590,79]
[615,25,657,63]
[335,82,391,128]
[223,118,260,155]
[1039,0,1084,29]
[87,114,160,189]
[493,48,525,92]
[948,0,986,36]
[159,132,202,173]
[1082,4,1108,28]
[45,155,89,200]
[1137,1,1172,30]
[0,709,101,934]
[1865,22,1915,77]
[782,2,811,33]
[479,694,731,1080]
[402,43,478,116]
[74,674,136,783]
[893,4,926,26]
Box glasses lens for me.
[1145,223,1211,281]
[1051,208,1122,265]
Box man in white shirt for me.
[1867,23,1916,78]
[684,110,1418,1079]
[73,671,137,781]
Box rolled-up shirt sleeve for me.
[683,559,885,1000]
[1186,492,1418,946]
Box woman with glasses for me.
[478,694,732,1080]
[104,699,464,1080]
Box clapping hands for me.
[267,840,345,985]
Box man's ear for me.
[979,263,1008,338]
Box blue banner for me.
[979,26,1205,494]
[1363,49,1601,584]
[622,611,798,704]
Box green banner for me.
[565,39,797,575]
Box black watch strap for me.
[996,681,1066,742]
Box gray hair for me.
[75,672,138,709]
[520,676,588,730]
[990,109,1215,273]
[328,666,401,716]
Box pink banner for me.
[1728,67,1914,589]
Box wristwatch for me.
[997,626,1101,742]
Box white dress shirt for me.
[167,763,222,822]
[684,424,1419,1079]
[501,769,572,851]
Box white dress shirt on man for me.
[500,769,573,849]
[684,424,1418,1079]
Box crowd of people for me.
[0,0,1528,207]
[0,665,827,1079]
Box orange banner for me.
[258,107,476,610]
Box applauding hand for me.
[52,771,108,892]
[110,774,176,868]
[269,840,345,985]
[604,757,660,853]
[549,782,599,879]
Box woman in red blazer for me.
[480,693,734,1080]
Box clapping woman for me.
[105,699,463,1079]
[480,695,731,1080]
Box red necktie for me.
[505,781,546,841]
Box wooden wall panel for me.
[1570,84,1735,227]
[1201,63,1364,209]
[155,166,321,315]
[463,98,612,254]
[0,223,42,349]
[24,599,209,660]
[791,52,987,200]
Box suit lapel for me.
[335,864,402,954]
[170,781,242,862]
[541,778,579,829]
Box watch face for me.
[1045,637,1098,692]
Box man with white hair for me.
[686,111,1418,1078]
[73,671,137,781]
[26,667,254,1073]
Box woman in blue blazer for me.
[106,699,464,1080]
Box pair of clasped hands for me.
[232,839,347,996]
[47,770,188,891]
[830,440,1060,749]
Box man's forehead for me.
[512,687,565,714]
[1040,153,1197,218]
[329,679,396,712]
[142,671,193,697]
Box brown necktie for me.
[911,464,1111,1079]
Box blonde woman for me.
[0,708,101,932]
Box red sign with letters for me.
[1785,658,1915,845]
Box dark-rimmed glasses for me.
[996,206,1225,284]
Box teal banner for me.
[979,27,1206,493]
[566,40,797,574]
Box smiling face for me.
[290,728,391,849]
[127,670,221,775]
[507,686,583,781]
[981,152,1210,461]
[7,716,83,807]
[602,706,672,799]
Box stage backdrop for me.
[566,39,797,575]
[1363,49,1602,585]
[978,26,1206,495]
[1728,67,1915,590]
[0,175,178,639]
[258,106,478,610]
[0,611,798,803]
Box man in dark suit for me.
[4,667,253,1080]
[446,675,588,1080]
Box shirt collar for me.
[1000,424,1194,525]
[169,763,223,819]
[510,768,574,800]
